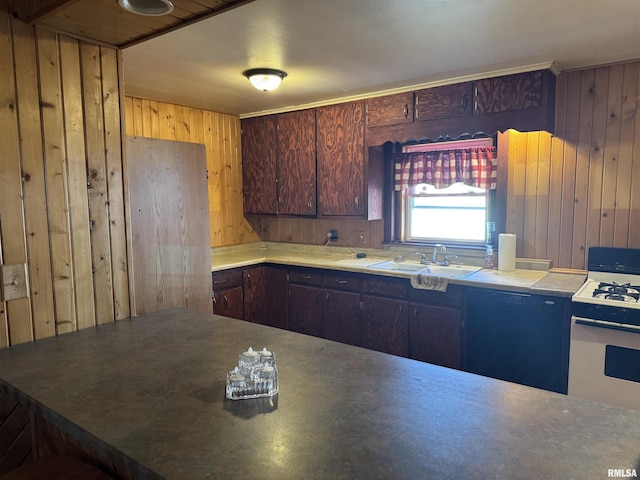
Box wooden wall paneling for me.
[141,98,153,138]
[585,67,610,255]
[123,95,134,135]
[226,115,240,244]
[130,96,143,136]
[81,42,115,325]
[147,99,160,138]
[600,64,624,247]
[630,66,640,248]
[535,132,551,261]
[506,130,527,255]
[571,69,595,270]
[204,111,221,244]
[174,105,190,141]
[158,101,176,140]
[0,7,33,346]
[59,35,96,330]
[547,137,563,267]
[12,20,57,338]
[523,132,540,258]
[101,46,129,320]
[37,29,76,336]
[613,63,637,246]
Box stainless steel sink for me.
[367,260,482,277]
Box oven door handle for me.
[573,316,640,334]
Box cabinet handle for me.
[315,292,320,308]
[335,280,348,286]
[223,295,228,307]
[213,279,226,286]
[414,96,419,119]
[413,308,418,321]
[269,197,276,212]
[307,196,313,209]
[246,274,251,287]
[300,275,311,281]
[354,196,360,209]
[325,293,330,305]
[461,95,468,111]
[403,104,409,118]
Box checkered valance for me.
[394,144,497,191]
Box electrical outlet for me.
[327,229,338,242]
[357,231,367,245]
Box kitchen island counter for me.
[0,308,638,479]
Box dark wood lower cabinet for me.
[322,290,361,346]
[243,265,288,329]
[213,286,243,320]
[409,303,462,369]
[361,295,408,357]
[288,284,323,337]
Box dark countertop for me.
[1,308,638,479]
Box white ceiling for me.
[121,0,640,117]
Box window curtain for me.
[394,143,498,191]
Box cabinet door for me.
[317,101,365,216]
[414,82,473,121]
[366,92,414,127]
[288,284,323,337]
[361,295,408,357]
[474,71,543,114]
[277,110,317,215]
[213,287,243,320]
[409,304,462,369]
[323,290,361,346]
[241,116,278,214]
[243,266,288,329]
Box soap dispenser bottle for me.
[485,245,495,269]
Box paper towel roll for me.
[498,234,516,271]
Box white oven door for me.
[569,316,640,411]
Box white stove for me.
[569,247,640,411]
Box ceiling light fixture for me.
[118,0,174,16]
[243,68,288,92]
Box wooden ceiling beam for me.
[9,0,81,24]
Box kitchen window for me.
[403,182,488,244]
[393,139,497,246]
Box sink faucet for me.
[433,244,447,264]
[415,252,429,265]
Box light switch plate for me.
[1,263,29,302]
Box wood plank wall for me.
[123,96,260,247]
[505,61,640,269]
[0,3,129,348]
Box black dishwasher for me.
[465,288,567,393]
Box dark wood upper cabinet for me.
[366,92,414,127]
[316,101,366,216]
[241,115,278,214]
[414,82,473,122]
[474,71,543,114]
[277,109,317,216]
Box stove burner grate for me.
[593,282,640,302]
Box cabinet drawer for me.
[414,82,473,121]
[408,284,464,308]
[361,276,408,299]
[212,269,243,290]
[288,268,323,287]
[323,272,361,292]
[366,92,414,127]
